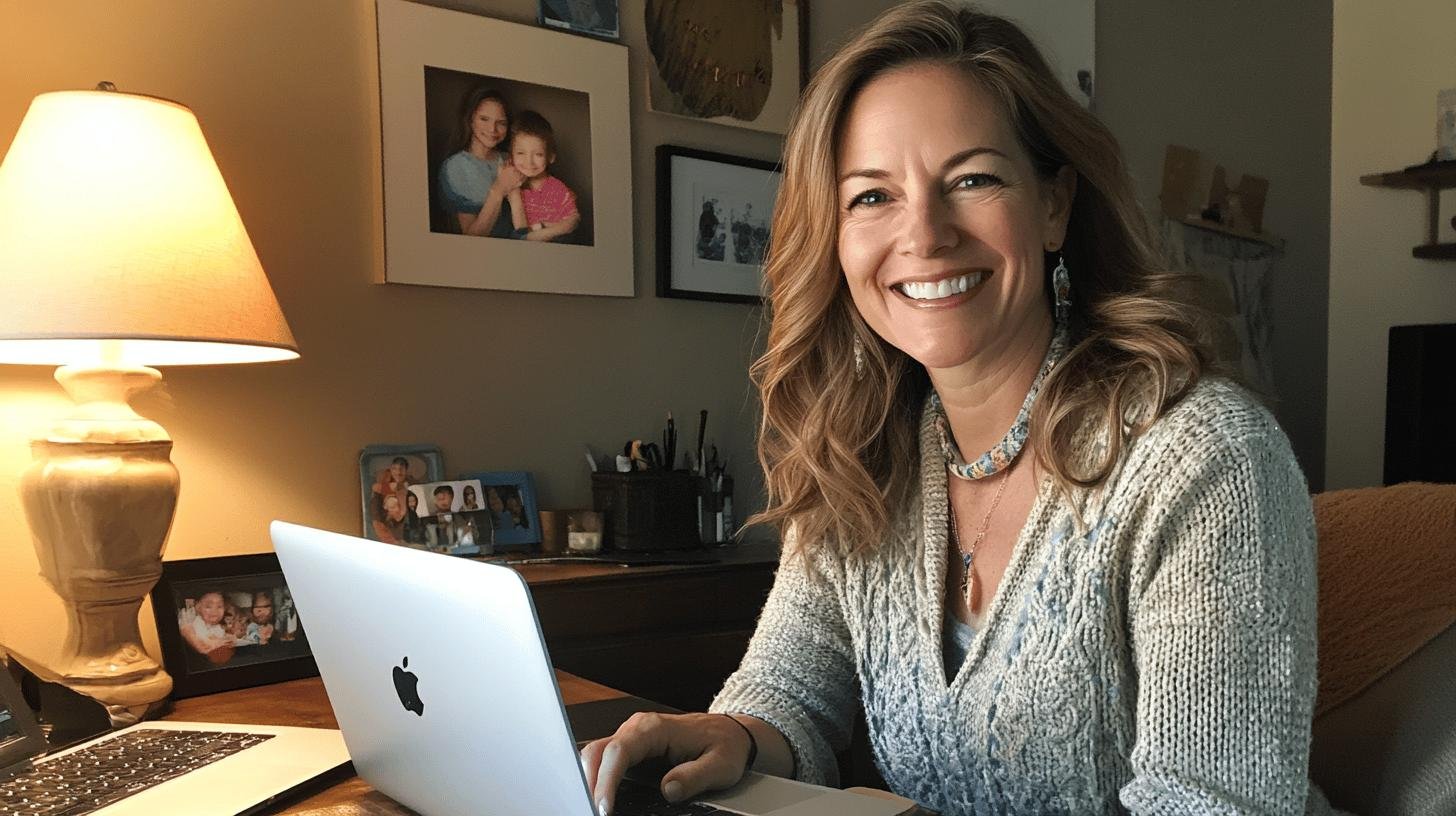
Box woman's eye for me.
[952,173,1004,191]
[846,189,888,210]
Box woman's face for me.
[470,99,509,152]
[835,63,1073,374]
[487,488,505,513]
[464,486,477,504]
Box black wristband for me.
[720,714,757,776]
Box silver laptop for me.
[0,664,348,815]
[271,521,908,816]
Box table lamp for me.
[0,84,298,722]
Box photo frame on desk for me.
[360,443,445,544]
[656,146,780,304]
[459,470,542,549]
[151,553,317,699]
[376,0,634,296]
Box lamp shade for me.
[0,89,298,366]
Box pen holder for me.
[590,471,699,550]
[697,474,735,544]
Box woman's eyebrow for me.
[838,146,1009,183]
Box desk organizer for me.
[591,471,699,550]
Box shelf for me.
[1360,160,1456,191]
[1174,215,1283,248]
[1413,243,1456,260]
[1359,160,1456,259]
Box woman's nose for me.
[899,193,958,258]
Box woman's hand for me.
[579,711,754,816]
[493,164,525,195]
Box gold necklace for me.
[948,466,1010,611]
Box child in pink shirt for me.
[507,110,581,242]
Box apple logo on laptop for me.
[393,656,424,716]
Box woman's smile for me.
[890,269,993,306]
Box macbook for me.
[271,521,909,816]
[0,664,348,815]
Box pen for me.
[696,410,708,477]
[664,412,677,471]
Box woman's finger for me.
[659,745,744,803]
[592,713,671,815]
[579,737,608,795]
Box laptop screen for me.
[0,705,20,747]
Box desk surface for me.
[165,672,624,815]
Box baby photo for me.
[424,66,594,246]
[172,578,309,674]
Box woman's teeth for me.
[897,272,986,301]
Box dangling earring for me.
[852,335,866,380]
[1052,254,1071,326]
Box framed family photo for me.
[376,0,633,296]
[405,478,490,556]
[151,554,316,699]
[459,470,542,549]
[643,0,810,134]
[656,146,781,304]
[359,444,445,544]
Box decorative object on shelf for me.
[1161,218,1282,400]
[150,553,317,699]
[377,0,633,295]
[458,471,543,548]
[404,479,492,556]
[1359,160,1456,261]
[1159,144,1279,247]
[644,0,809,134]
[359,444,445,545]
[0,85,299,723]
[657,146,781,303]
[539,0,619,40]
[1438,88,1455,161]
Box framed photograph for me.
[376,0,633,296]
[459,471,542,549]
[405,479,491,556]
[151,554,316,699]
[539,0,619,40]
[656,145,780,304]
[644,0,809,134]
[360,444,445,544]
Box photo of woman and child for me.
[174,581,307,673]
[427,66,594,247]
[368,454,431,547]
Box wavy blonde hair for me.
[750,1,1226,560]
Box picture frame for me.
[360,444,445,543]
[643,0,810,134]
[376,0,634,296]
[538,0,619,40]
[656,145,781,304]
[458,470,542,549]
[151,553,316,699]
[405,478,491,556]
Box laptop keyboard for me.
[615,779,729,815]
[0,727,272,816]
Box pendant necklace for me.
[948,464,1011,612]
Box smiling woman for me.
[579,3,1333,815]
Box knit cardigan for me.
[711,379,1333,815]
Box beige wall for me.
[1326,0,1456,489]
[0,0,903,664]
[1094,0,1333,490]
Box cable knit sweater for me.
[711,379,1332,814]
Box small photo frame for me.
[151,553,316,699]
[459,471,542,549]
[539,0,619,40]
[657,145,781,304]
[360,444,445,544]
[406,479,491,556]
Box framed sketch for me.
[644,0,809,134]
[459,471,542,549]
[539,0,619,40]
[405,479,491,556]
[151,554,316,699]
[359,444,445,544]
[376,0,633,296]
[656,146,780,304]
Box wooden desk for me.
[507,543,779,712]
[164,672,627,815]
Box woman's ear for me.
[1042,165,1077,249]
